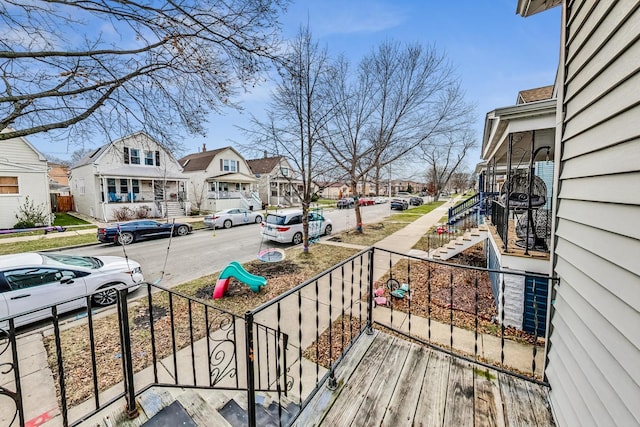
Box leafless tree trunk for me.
[242,27,333,252]
[322,40,473,232]
[0,0,287,150]
[421,129,477,200]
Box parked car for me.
[204,208,263,229]
[357,197,375,206]
[97,220,192,245]
[337,198,355,209]
[390,198,409,210]
[261,209,333,245]
[0,252,143,327]
[409,196,424,206]
[374,197,387,204]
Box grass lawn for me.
[0,234,98,255]
[53,212,91,226]
[332,201,445,246]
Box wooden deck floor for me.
[295,331,555,427]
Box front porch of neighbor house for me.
[99,174,190,220]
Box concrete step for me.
[428,228,488,261]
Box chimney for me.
[264,150,267,158]
[202,143,207,152]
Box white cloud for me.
[303,1,408,36]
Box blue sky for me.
[32,0,561,170]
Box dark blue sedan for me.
[97,220,192,245]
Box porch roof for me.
[206,172,257,183]
[482,98,556,165]
[98,166,187,180]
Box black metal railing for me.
[247,249,372,427]
[2,247,556,427]
[369,247,555,385]
[448,193,481,224]
[0,283,256,427]
[491,200,509,247]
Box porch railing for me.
[2,247,556,427]
[491,200,508,247]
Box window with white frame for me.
[130,148,140,164]
[145,151,154,165]
[123,147,142,164]
[280,167,289,177]
[0,176,19,194]
[221,159,238,172]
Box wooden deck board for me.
[499,372,538,426]
[380,344,431,427]
[474,368,506,427]
[311,331,554,427]
[292,331,378,427]
[319,333,395,426]
[413,350,451,427]
[350,337,412,426]
[443,358,475,426]
[525,380,556,426]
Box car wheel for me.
[224,219,232,229]
[292,232,303,245]
[324,224,332,235]
[176,225,189,236]
[92,285,120,306]
[255,215,263,224]
[117,232,135,245]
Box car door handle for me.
[11,294,31,300]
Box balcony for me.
[1,247,556,426]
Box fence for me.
[1,247,556,427]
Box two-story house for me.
[69,132,189,221]
[246,154,301,207]
[0,129,51,229]
[179,145,260,213]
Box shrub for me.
[14,196,49,228]
[113,206,134,222]
[134,205,151,219]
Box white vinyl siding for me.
[547,1,640,426]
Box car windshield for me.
[266,214,287,225]
[40,253,103,269]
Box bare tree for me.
[322,40,473,232]
[0,0,287,149]
[421,129,477,200]
[243,27,333,252]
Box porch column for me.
[503,134,513,252]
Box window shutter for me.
[124,147,129,164]
[155,151,160,166]
[220,159,223,170]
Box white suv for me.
[261,209,333,245]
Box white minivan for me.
[260,209,333,245]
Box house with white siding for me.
[246,154,300,207]
[69,132,189,221]
[179,145,260,213]
[473,1,639,426]
[0,130,52,229]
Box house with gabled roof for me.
[178,145,260,213]
[0,129,52,228]
[69,132,189,221]
[246,154,301,207]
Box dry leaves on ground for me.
[43,244,358,406]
